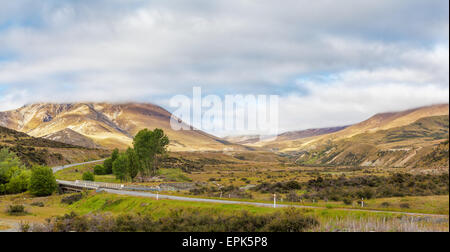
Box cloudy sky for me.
[0,0,448,135]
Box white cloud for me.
[0,0,448,134]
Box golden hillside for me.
[0,103,239,151]
[256,104,449,152]
[0,125,108,167]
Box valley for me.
[0,103,448,232]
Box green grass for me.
[70,192,416,223]
[55,163,119,183]
[158,168,192,182]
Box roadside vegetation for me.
[252,173,449,202]
[1,148,57,196]
[94,129,169,182]
[3,192,446,232]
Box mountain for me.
[294,115,449,168]
[276,126,349,142]
[325,104,449,141]
[0,103,238,151]
[254,104,449,152]
[224,126,348,145]
[0,125,108,167]
[43,128,101,149]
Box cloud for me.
[0,0,448,134]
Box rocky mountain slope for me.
[234,104,449,169]
[0,103,238,151]
[0,126,108,167]
[294,115,449,168]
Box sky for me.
[0,0,448,136]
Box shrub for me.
[61,193,84,205]
[29,166,57,196]
[82,172,95,181]
[7,204,27,216]
[30,202,45,207]
[381,202,391,208]
[400,203,410,209]
[26,208,319,232]
[343,198,353,205]
[6,170,31,194]
[94,165,107,175]
[264,208,319,232]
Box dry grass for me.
[312,216,449,232]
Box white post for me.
[273,194,277,208]
[156,192,159,201]
[361,198,364,208]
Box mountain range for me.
[0,103,238,151]
[0,102,448,169]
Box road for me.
[52,159,105,173]
[54,160,450,218]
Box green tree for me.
[0,148,24,185]
[103,158,113,174]
[113,154,128,182]
[111,148,119,162]
[29,166,57,196]
[133,128,169,176]
[82,171,95,181]
[6,170,31,194]
[126,148,140,182]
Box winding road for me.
[54,160,449,218]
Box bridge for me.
[57,179,125,193]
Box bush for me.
[400,203,410,209]
[381,202,391,208]
[61,193,84,205]
[30,202,45,207]
[343,198,353,205]
[6,170,31,194]
[94,165,107,175]
[82,172,95,181]
[7,204,27,216]
[26,208,319,232]
[29,166,57,197]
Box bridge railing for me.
[74,180,125,190]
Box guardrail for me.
[73,180,125,190]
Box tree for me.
[0,148,28,195]
[29,166,57,196]
[82,171,95,181]
[6,170,31,194]
[103,148,120,175]
[111,148,119,162]
[0,148,23,185]
[113,154,128,182]
[133,129,169,176]
[126,148,140,182]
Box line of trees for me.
[94,129,169,182]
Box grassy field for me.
[1,191,448,232]
[54,162,119,183]
[65,193,450,232]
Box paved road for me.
[53,161,450,218]
[52,159,105,173]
